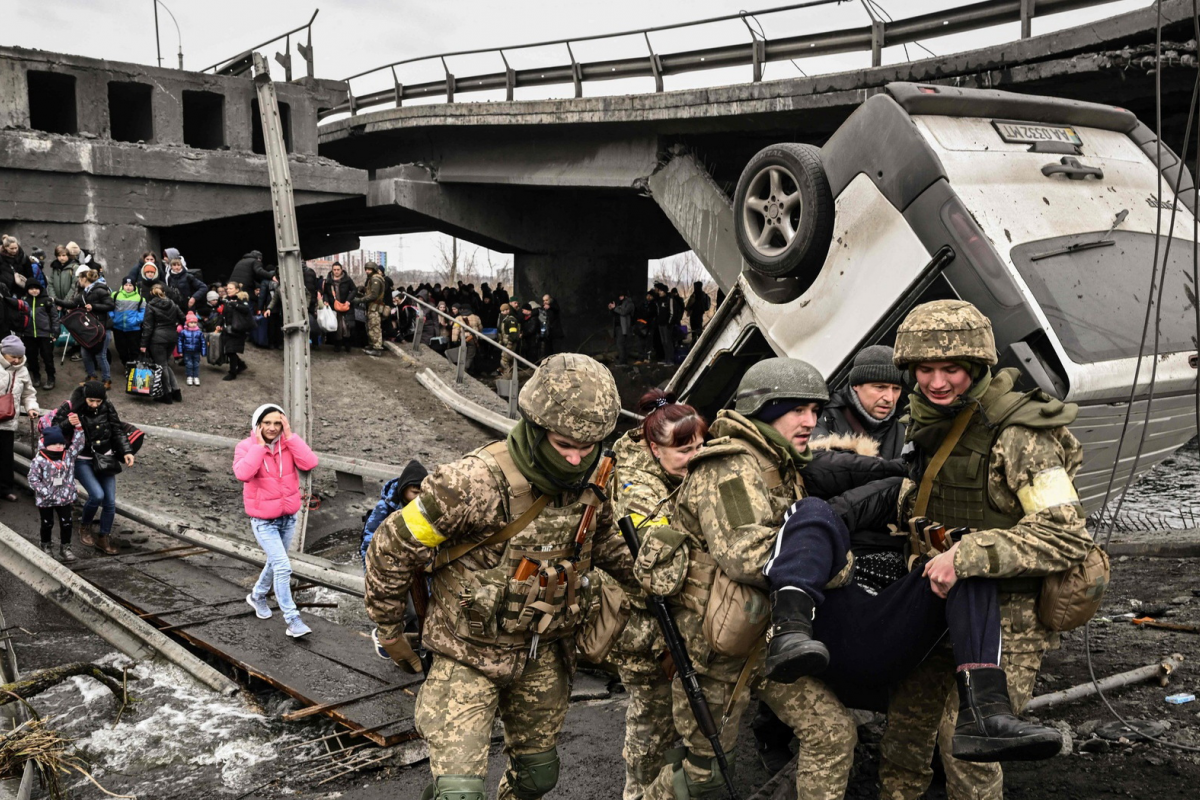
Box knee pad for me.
[426,775,485,800]
[669,751,728,800]
[507,748,560,799]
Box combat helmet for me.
[893,300,997,367]
[519,353,621,443]
[734,357,829,417]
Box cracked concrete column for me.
[514,253,647,358]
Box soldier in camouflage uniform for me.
[610,391,710,800]
[878,300,1093,799]
[642,357,864,800]
[364,353,637,800]
[359,261,388,355]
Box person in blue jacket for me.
[359,460,428,565]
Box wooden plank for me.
[78,544,419,746]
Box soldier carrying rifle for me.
[365,353,636,800]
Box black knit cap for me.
[848,345,904,387]
[82,380,107,401]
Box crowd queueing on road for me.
[344,300,1095,800]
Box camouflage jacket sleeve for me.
[954,425,1092,579]
[614,466,673,527]
[364,455,505,639]
[687,452,778,588]
[589,497,639,590]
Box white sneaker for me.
[186,376,193,385]
[193,377,200,386]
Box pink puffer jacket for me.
[233,434,319,519]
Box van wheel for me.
[734,143,834,283]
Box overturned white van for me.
[667,82,1199,513]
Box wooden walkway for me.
[69,544,421,746]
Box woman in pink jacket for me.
[234,403,319,638]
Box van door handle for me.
[1041,156,1104,181]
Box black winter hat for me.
[848,345,904,387]
[82,380,107,401]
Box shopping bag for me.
[126,360,164,398]
[316,304,338,333]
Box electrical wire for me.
[741,11,808,77]
[1082,0,1200,755]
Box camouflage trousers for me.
[366,307,384,349]
[879,592,1050,800]
[500,350,514,379]
[617,656,675,800]
[644,667,856,800]
[414,652,570,799]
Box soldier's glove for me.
[372,628,424,674]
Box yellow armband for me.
[401,498,446,547]
[1017,467,1079,515]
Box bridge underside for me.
[307,1,1199,351]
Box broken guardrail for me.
[0,520,238,695]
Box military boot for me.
[952,667,1062,762]
[764,589,829,683]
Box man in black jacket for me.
[228,250,276,293]
[813,345,906,459]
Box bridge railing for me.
[320,0,1120,120]
[202,9,319,80]
[401,292,642,422]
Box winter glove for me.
[372,628,423,674]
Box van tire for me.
[734,143,834,282]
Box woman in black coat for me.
[140,283,183,404]
[320,264,357,353]
[53,380,134,555]
[55,268,116,388]
[215,282,252,381]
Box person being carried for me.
[235,404,320,639]
[28,425,86,562]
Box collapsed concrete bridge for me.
[1,0,1198,347]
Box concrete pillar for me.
[514,253,648,358]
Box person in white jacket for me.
[1,335,40,501]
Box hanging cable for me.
[1082,0,1200,755]
[741,10,808,77]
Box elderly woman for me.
[235,404,320,639]
[1,336,40,502]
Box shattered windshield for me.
[1010,230,1199,364]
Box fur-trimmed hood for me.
[809,432,880,458]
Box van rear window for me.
[1010,230,1198,364]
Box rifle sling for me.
[723,642,764,727]
[912,405,976,519]
[426,494,552,572]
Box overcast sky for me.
[5,0,1152,274]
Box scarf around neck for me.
[750,418,814,471]
[506,419,599,497]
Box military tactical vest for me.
[430,441,599,650]
[914,369,1077,588]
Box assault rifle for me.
[618,515,740,800]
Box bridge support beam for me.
[515,252,647,358]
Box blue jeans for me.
[183,352,201,379]
[75,459,117,535]
[250,514,299,622]
[82,331,112,382]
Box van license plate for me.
[992,120,1083,146]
